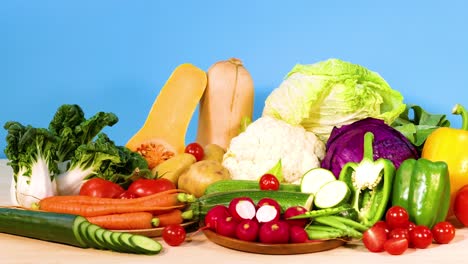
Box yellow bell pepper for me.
[422,103,468,217]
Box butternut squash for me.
[196,58,255,149]
[126,63,207,169]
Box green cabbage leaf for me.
[262,58,406,142]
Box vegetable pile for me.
[2,57,468,257]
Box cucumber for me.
[300,168,336,195]
[204,179,301,195]
[0,208,162,255]
[314,180,350,209]
[0,207,87,247]
[191,190,314,220]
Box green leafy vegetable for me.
[4,104,149,207]
[391,104,450,153]
[262,58,406,142]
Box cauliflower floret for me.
[222,116,326,184]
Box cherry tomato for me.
[409,225,433,249]
[454,184,468,226]
[259,174,280,191]
[431,221,455,244]
[373,220,390,236]
[184,142,204,161]
[384,237,408,255]
[127,178,176,197]
[162,224,186,246]
[79,178,125,198]
[388,228,409,243]
[385,206,410,230]
[407,221,416,232]
[362,224,388,252]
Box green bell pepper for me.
[391,158,450,228]
[339,132,396,227]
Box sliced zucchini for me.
[314,180,350,209]
[300,168,336,195]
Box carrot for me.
[153,209,194,227]
[86,212,156,230]
[38,200,186,217]
[38,190,195,212]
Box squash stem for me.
[452,104,468,131]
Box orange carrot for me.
[38,200,186,217]
[38,190,194,213]
[86,212,156,230]
[153,209,194,227]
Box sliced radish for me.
[256,204,280,223]
[228,197,256,222]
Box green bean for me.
[314,216,363,239]
[288,206,349,219]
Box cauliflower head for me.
[222,116,326,184]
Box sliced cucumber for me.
[86,224,106,249]
[129,235,163,255]
[300,168,337,195]
[314,180,350,209]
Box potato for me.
[202,143,226,163]
[177,160,231,197]
[152,153,196,185]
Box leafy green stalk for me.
[4,122,59,207]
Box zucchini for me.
[0,208,162,255]
[314,180,350,209]
[300,168,336,195]
[191,190,314,220]
[204,179,301,195]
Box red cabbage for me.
[321,117,419,178]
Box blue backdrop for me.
[1,0,467,158]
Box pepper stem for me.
[362,132,375,161]
[452,104,468,131]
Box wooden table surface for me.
[1,159,467,264]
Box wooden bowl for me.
[203,229,346,255]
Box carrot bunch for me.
[37,189,196,230]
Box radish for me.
[259,220,290,244]
[283,206,309,227]
[235,219,259,242]
[289,225,308,243]
[204,205,230,231]
[216,215,238,238]
[256,198,281,223]
[228,197,256,222]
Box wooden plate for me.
[113,221,196,237]
[203,229,346,255]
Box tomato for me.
[388,228,409,242]
[127,178,176,197]
[409,225,433,249]
[259,174,280,191]
[79,178,125,198]
[362,224,388,253]
[431,221,455,244]
[385,206,410,230]
[118,190,138,199]
[162,224,186,246]
[454,184,468,226]
[184,142,204,161]
[373,220,390,236]
[384,238,408,255]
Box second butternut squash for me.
[196,58,255,150]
